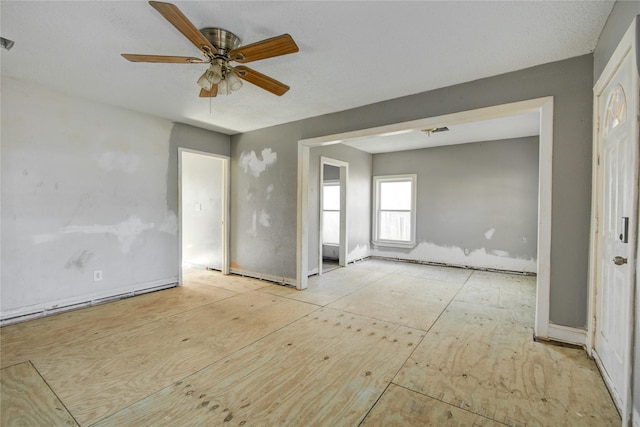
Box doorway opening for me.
[178,148,230,285]
[297,97,554,342]
[319,157,348,275]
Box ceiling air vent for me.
[421,126,449,136]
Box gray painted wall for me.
[0,78,230,320]
[372,137,539,273]
[231,54,593,328]
[309,144,373,272]
[181,152,224,270]
[324,164,340,180]
[593,5,640,82]
[230,125,298,279]
[593,3,640,417]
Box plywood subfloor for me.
[184,267,271,293]
[322,259,341,273]
[327,274,464,331]
[0,262,621,426]
[262,267,387,306]
[34,291,316,425]
[1,362,77,426]
[394,304,619,424]
[95,308,423,426]
[0,280,236,369]
[361,384,502,426]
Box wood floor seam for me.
[357,381,394,426]
[29,360,81,427]
[389,382,512,427]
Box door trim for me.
[587,17,639,423]
[297,96,553,343]
[319,157,349,275]
[178,148,230,285]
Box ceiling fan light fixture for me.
[197,63,223,90]
[196,73,213,91]
[227,70,243,92]
[217,77,229,96]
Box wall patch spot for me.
[33,216,154,253]
[248,211,258,237]
[491,249,510,257]
[65,250,94,272]
[157,211,178,236]
[239,148,277,177]
[484,228,495,240]
[258,210,271,227]
[266,184,274,200]
[246,186,255,201]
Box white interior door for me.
[593,20,639,418]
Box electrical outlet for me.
[93,270,103,281]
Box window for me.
[605,84,627,134]
[322,181,340,245]
[373,174,416,247]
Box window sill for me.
[372,240,416,249]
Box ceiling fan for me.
[122,1,299,97]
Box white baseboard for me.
[546,323,587,347]
[369,255,535,276]
[0,277,178,326]
[593,350,624,414]
[348,255,370,264]
[229,268,296,287]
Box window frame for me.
[372,174,417,248]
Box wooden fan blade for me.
[199,85,218,97]
[234,65,290,96]
[121,54,204,63]
[230,34,298,63]
[149,1,216,56]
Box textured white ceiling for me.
[0,1,614,135]
[343,112,541,154]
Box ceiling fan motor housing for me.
[200,28,241,55]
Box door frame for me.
[318,157,349,275]
[587,17,639,423]
[178,148,230,285]
[297,96,553,342]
